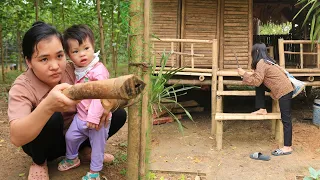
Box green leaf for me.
[309,167,318,179]
[18,173,25,177]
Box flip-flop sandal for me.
[81,153,114,164]
[271,149,292,156]
[58,158,81,171]
[28,162,49,180]
[250,152,271,161]
[82,172,101,180]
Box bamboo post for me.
[211,39,218,135]
[180,0,186,67]
[300,43,304,68]
[271,99,279,137]
[278,39,285,68]
[276,119,284,147]
[216,75,223,150]
[248,0,253,69]
[317,44,320,68]
[219,0,224,69]
[171,42,174,67]
[139,0,151,179]
[127,0,144,178]
[191,43,194,68]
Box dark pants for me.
[255,84,293,146]
[22,109,127,165]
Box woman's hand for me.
[44,83,79,113]
[237,68,246,76]
[96,111,112,130]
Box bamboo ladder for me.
[212,64,283,151]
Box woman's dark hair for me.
[251,43,276,69]
[22,21,63,61]
[63,24,95,54]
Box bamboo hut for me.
[150,0,320,150]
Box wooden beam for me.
[215,113,281,120]
[278,39,285,68]
[219,0,224,69]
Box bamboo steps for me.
[215,113,281,120]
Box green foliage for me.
[0,0,130,78]
[259,22,292,35]
[151,52,196,133]
[146,172,157,180]
[178,174,186,180]
[112,152,127,166]
[304,167,320,180]
[294,0,320,42]
[119,168,127,176]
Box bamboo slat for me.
[282,40,320,44]
[215,113,281,120]
[284,51,318,55]
[217,91,270,96]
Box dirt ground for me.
[0,88,320,180]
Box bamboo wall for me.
[221,0,251,69]
[152,0,179,66]
[182,0,218,68]
[151,0,252,69]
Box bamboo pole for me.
[317,44,320,68]
[217,91,270,96]
[139,0,151,179]
[167,79,211,85]
[0,25,4,82]
[271,100,279,137]
[191,43,194,68]
[96,0,107,66]
[248,0,253,69]
[282,40,319,44]
[211,39,218,135]
[181,0,186,67]
[171,42,174,67]
[215,113,281,120]
[151,38,213,43]
[284,51,317,55]
[300,43,304,68]
[127,0,144,178]
[219,0,224,69]
[216,76,223,150]
[278,39,285,68]
[62,75,145,100]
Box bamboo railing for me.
[278,39,320,69]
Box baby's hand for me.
[87,122,99,129]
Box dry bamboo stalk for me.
[278,39,285,67]
[300,43,304,69]
[62,74,145,100]
[166,79,211,85]
[215,113,281,120]
[271,99,279,137]
[171,42,174,67]
[216,76,223,150]
[282,40,319,44]
[287,68,320,73]
[219,0,224,70]
[284,51,317,55]
[211,39,218,135]
[191,43,194,68]
[317,44,320,68]
[248,0,253,69]
[154,67,212,73]
[291,73,320,76]
[151,38,213,43]
[217,91,270,96]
